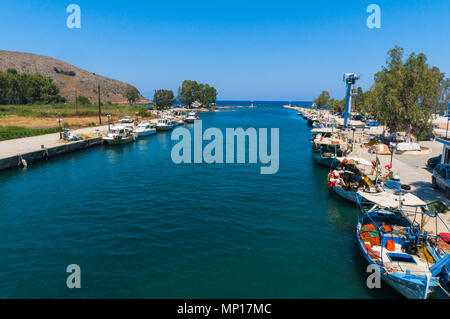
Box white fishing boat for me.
[185,112,197,123]
[307,114,319,126]
[175,117,185,125]
[312,136,351,168]
[155,118,174,131]
[135,122,156,137]
[328,157,382,203]
[103,126,137,145]
[310,127,337,141]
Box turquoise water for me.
[0,103,402,298]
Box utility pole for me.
[98,84,102,124]
[75,89,78,115]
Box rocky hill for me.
[0,50,150,104]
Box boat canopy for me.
[357,191,427,208]
[336,157,373,166]
[314,138,347,146]
[311,127,336,133]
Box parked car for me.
[366,120,379,127]
[118,116,134,123]
[428,155,442,169]
[352,114,364,121]
[432,164,450,198]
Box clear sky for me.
[0,0,449,100]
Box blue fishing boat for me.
[356,203,440,299]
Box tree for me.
[76,95,91,105]
[198,84,217,107]
[153,89,175,109]
[178,80,200,107]
[328,98,345,113]
[125,86,140,104]
[439,78,450,114]
[0,70,60,105]
[369,46,444,139]
[314,90,330,108]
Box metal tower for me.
[343,73,360,128]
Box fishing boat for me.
[103,126,137,145]
[328,158,376,203]
[135,122,156,137]
[312,136,351,168]
[155,118,174,131]
[356,196,441,299]
[185,112,197,123]
[310,127,338,141]
[175,117,185,125]
[307,114,319,126]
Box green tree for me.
[328,98,345,113]
[369,46,444,139]
[178,80,200,107]
[153,89,175,109]
[125,86,140,104]
[0,70,60,105]
[198,84,217,107]
[439,78,449,114]
[76,95,91,105]
[314,90,330,108]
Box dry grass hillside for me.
[0,50,150,104]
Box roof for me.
[436,137,450,146]
[311,127,337,133]
[357,191,427,209]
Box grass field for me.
[0,103,151,118]
[0,126,60,141]
[0,103,157,140]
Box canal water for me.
[0,102,400,298]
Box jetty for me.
[0,126,107,171]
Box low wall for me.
[0,137,103,171]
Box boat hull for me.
[312,151,339,168]
[332,185,360,203]
[103,136,135,145]
[156,125,173,131]
[356,218,438,299]
[185,118,195,123]
[136,129,156,137]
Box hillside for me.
[0,50,150,104]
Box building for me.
[436,137,450,164]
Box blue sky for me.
[0,0,449,100]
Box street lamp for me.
[107,114,111,132]
[57,118,63,139]
[351,126,356,152]
[389,143,395,167]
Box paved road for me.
[353,140,450,234]
[0,126,108,159]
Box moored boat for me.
[103,126,137,145]
[135,122,156,137]
[356,202,440,299]
[156,118,174,131]
[312,136,351,168]
[185,112,197,123]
